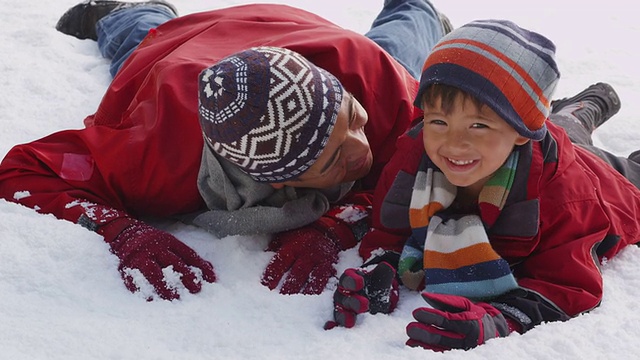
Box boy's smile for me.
[422,94,529,195]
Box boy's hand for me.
[406,292,510,351]
[324,261,398,329]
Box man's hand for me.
[406,292,511,352]
[99,217,217,300]
[261,196,371,295]
[260,222,342,295]
[324,261,398,329]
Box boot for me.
[550,82,621,132]
[55,0,178,41]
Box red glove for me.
[406,292,511,352]
[260,217,347,295]
[78,205,216,301]
[98,217,217,300]
[261,197,371,295]
[324,261,399,329]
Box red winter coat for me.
[361,120,640,330]
[0,4,420,225]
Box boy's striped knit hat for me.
[415,20,559,141]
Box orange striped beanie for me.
[415,20,559,140]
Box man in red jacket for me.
[0,0,449,300]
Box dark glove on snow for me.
[261,199,371,295]
[261,217,349,295]
[79,206,216,300]
[324,261,399,329]
[406,292,510,352]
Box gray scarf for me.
[180,145,353,238]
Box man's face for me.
[422,94,529,194]
[275,92,372,189]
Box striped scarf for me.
[398,152,520,300]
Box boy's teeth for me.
[448,158,473,165]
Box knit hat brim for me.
[415,20,559,141]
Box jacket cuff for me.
[489,288,571,333]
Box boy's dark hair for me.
[420,83,485,114]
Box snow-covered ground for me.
[2,1,640,359]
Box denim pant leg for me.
[365,0,445,80]
[96,6,177,77]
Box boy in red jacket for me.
[329,19,640,352]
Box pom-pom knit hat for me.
[415,20,560,140]
[198,46,343,182]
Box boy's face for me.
[273,92,372,189]
[422,94,529,192]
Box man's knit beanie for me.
[198,46,343,182]
[416,20,560,140]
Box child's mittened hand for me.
[324,261,398,329]
[406,292,510,352]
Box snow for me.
[2,0,640,359]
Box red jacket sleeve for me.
[0,126,205,224]
[0,130,126,224]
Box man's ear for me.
[270,183,285,189]
[515,135,530,146]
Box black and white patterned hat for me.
[198,47,343,183]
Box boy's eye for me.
[471,123,488,129]
[429,119,446,125]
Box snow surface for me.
[2,0,640,359]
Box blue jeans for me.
[366,0,444,79]
[96,5,177,77]
[96,0,444,79]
